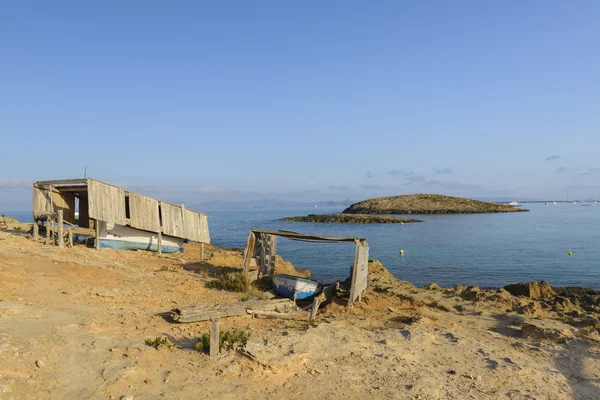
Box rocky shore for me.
[343,193,528,214]
[0,227,598,399]
[281,213,423,224]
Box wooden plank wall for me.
[161,202,185,238]
[53,192,76,223]
[33,187,53,214]
[129,193,160,232]
[182,209,210,243]
[349,241,369,305]
[87,179,126,225]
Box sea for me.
[4,203,600,289]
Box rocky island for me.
[343,194,528,214]
[281,213,423,224]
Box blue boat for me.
[272,274,321,300]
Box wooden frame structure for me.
[32,178,210,253]
[241,229,369,306]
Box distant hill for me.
[189,199,354,210]
[343,194,528,214]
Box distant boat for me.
[508,201,521,207]
[272,274,320,300]
[553,197,557,205]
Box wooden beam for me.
[309,296,321,322]
[200,242,204,260]
[259,234,266,278]
[34,179,87,187]
[172,299,296,323]
[45,219,51,245]
[157,231,162,255]
[57,210,64,248]
[242,232,256,280]
[33,218,39,240]
[210,320,220,358]
[95,220,100,250]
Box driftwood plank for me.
[172,299,296,323]
[210,320,220,358]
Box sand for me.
[0,230,599,399]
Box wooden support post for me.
[242,232,256,281]
[157,231,162,255]
[309,296,321,322]
[68,229,73,248]
[210,319,220,358]
[95,220,100,250]
[45,218,51,245]
[57,210,64,248]
[33,218,39,240]
[200,242,204,260]
[259,234,266,277]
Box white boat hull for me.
[97,221,184,253]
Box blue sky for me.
[1,1,599,210]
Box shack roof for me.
[250,228,365,243]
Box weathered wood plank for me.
[242,232,256,280]
[33,179,87,187]
[33,219,39,240]
[88,179,126,225]
[33,186,53,214]
[349,241,369,305]
[161,203,185,238]
[173,299,295,323]
[129,193,160,232]
[210,320,220,358]
[57,210,64,248]
[95,220,100,250]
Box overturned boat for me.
[272,274,321,300]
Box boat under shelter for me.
[32,178,210,253]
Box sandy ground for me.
[1,228,599,399]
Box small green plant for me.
[239,290,269,302]
[194,329,251,353]
[206,272,248,292]
[145,336,176,350]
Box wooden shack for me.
[32,178,210,253]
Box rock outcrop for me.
[342,194,527,215]
[503,281,555,299]
[281,214,422,224]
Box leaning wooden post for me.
[57,210,64,248]
[200,242,204,260]
[94,220,100,250]
[210,319,220,358]
[309,296,321,322]
[33,217,39,240]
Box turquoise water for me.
[5,203,600,288]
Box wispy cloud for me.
[387,170,420,178]
[406,175,426,183]
[545,154,561,161]
[386,169,404,177]
[0,178,30,189]
[365,171,376,179]
[434,168,454,175]
[359,184,396,191]
[589,167,600,173]
[327,185,351,191]
[426,180,482,190]
[556,166,567,174]
[578,172,593,177]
